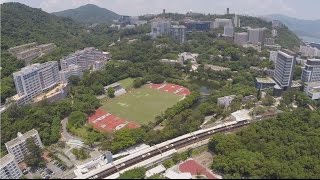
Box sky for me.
[1,0,320,20]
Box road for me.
[61,117,81,142]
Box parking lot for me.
[23,161,67,179]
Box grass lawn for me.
[118,78,135,89]
[100,85,183,125]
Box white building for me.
[217,95,236,108]
[300,45,320,57]
[223,26,234,37]
[0,154,22,179]
[231,109,252,122]
[150,18,172,38]
[233,15,240,27]
[5,129,43,163]
[234,32,248,46]
[272,29,277,37]
[304,82,320,100]
[301,59,320,83]
[248,28,265,45]
[273,51,295,90]
[265,38,275,45]
[171,25,186,43]
[269,51,278,63]
[60,47,108,72]
[59,64,83,83]
[213,18,232,29]
[12,61,59,105]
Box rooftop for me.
[278,50,294,59]
[33,83,68,102]
[0,153,15,169]
[231,109,252,122]
[5,129,39,148]
[256,77,276,84]
[145,164,166,178]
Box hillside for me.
[52,4,121,24]
[266,14,320,40]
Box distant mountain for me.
[266,14,320,39]
[52,4,121,24]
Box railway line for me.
[77,119,250,179]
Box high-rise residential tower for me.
[273,51,295,90]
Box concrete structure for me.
[272,29,277,37]
[181,20,211,31]
[159,59,182,65]
[12,61,59,105]
[304,82,320,100]
[233,15,240,27]
[59,64,83,83]
[265,38,275,45]
[300,45,320,57]
[204,64,230,71]
[60,47,108,72]
[5,129,43,163]
[226,8,230,15]
[301,59,320,83]
[243,43,261,52]
[248,28,265,45]
[223,26,234,37]
[104,82,127,97]
[0,154,22,179]
[269,51,278,63]
[32,83,69,104]
[178,52,198,64]
[164,170,192,179]
[145,164,166,178]
[231,109,252,122]
[9,43,56,65]
[171,25,186,43]
[273,51,295,90]
[255,77,276,90]
[217,95,236,108]
[234,32,248,46]
[150,18,171,38]
[213,18,232,29]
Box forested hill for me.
[52,4,121,25]
[1,2,88,51]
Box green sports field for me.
[100,85,182,125]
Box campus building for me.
[233,15,240,27]
[269,51,278,63]
[181,20,212,31]
[213,18,232,29]
[248,28,265,45]
[304,82,320,100]
[273,51,295,90]
[234,32,248,46]
[59,64,83,83]
[171,25,186,43]
[301,59,320,83]
[12,61,59,105]
[223,26,234,37]
[5,129,43,163]
[217,95,236,108]
[150,18,172,38]
[0,154,22,179]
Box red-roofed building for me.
[179,159,221,179]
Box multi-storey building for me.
[60,48,108,72]
[5,129,43,163]
[301,59,320,82]
[269,51,278,63]
[300,45,320,57]
[12,61,59,105]
[181,20,211,31]
[223,26,234,37]
[150,18,172,38]
[233,15,240,27]
[272,29,277,37]
[265,38,275,45]
[171,25,186,43]
[234,32,248,46]
[273,51,295,90]
[59,64,83,83]
[0,154,22,179]
[16,48,41,65]
[248,28,265,45]
[213,18,232,29]
[304,82,320,100]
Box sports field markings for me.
[117,102,129,107]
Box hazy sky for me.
[2,0,320,20]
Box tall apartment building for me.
[248,28,265,45]
[233,15,240,27]
[269,51,278,63]
[59,64,83,83]
[5,129,43,163]
[213,18,232,29]
[0,154,22,179]
[150,18,172,38]
[234,32,248,46]
[12,61,59,105]
[8,42,37,55]
[265,38,275,45]
[60,47,108,72]
[273,51,295,90]
[223,26,234,37]
[301,59,320,83]
[300,45,320,57]
[171,25,186,43]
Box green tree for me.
[68,111,87,128]
[107,87,115,98]
[119,167,146,179]
[24,139,43,168]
